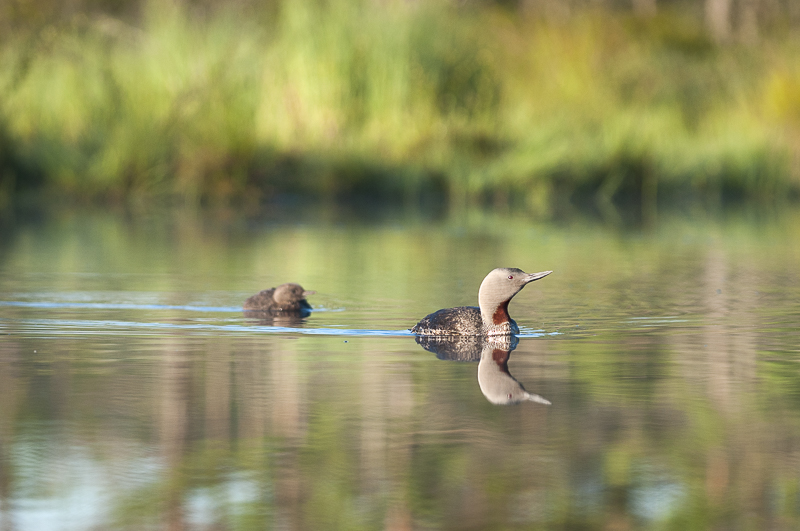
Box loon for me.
[411,268,552,336]
[243,283,315,314]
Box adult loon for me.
[411,268,551,336]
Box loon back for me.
[411,306,482,335]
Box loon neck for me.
[488,300,510,325]
[491,346,511,373]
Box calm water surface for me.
[1,207,799,530]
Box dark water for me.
[1,207,799,530]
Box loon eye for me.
[508,275,514,280]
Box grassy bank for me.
[1,0,800,215]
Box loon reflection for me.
[415,335,551,406]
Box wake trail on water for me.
[0,300,555,338]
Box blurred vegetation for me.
[1,0,800,215]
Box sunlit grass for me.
[1,0,799,211]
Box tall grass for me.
[1,0,799,213]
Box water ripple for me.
[0,300,342,313]
[0,317,414,337]
[0,300,557,339]
[0,316,556,339]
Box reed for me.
[0,0,798,213]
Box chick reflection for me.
[242,309,311,327]
[415,335,551,406]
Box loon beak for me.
[525,271,552,283]
[524,392,552,405]
[303,290,316,297]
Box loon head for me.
[273,283,315,307]
[477,268,552,325]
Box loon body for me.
[243,283,315,314]
[411,268,551,336]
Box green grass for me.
[1,0,799,214]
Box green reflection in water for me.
[0,206,799,530]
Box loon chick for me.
[243,283,315,313]
[411,268,552,336]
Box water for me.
[1,206,799,530]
